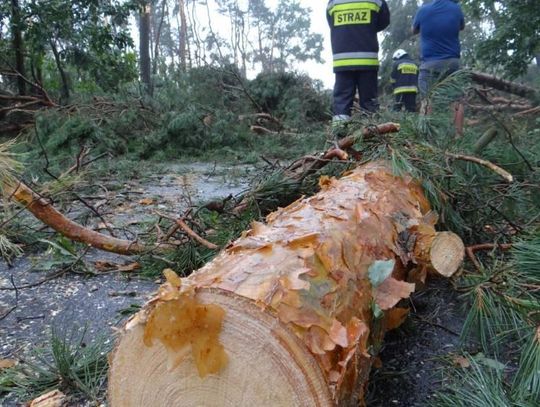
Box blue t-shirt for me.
[413,0,465,62]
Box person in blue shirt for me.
[412,0,465,97]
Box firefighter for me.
[390,49,418,112]
[327,0,390,125]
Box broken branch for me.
[465,243,513,272]
[3,180,148,255]
[174,218,218,250]
[445,152,514,183]
[471,71,538,100]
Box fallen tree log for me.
[109,162,464,406]
[471,72,538,100]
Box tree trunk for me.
[11,0,25,95]
[139,1,152,93]
[49,40,70,104]
[109,163,464,406]
[152,0,167,75]
[178,0,188,71]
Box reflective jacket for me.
[390,56,419,94]
[327,0,390,72]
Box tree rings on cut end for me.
[109,289,332,407]
[429,232,465,277]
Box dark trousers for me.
[333,70,379,116]
[393,93,417,113]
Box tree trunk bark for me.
[178,0,188,71]
[49,40,70,104]
[152,0,167,75]
[11,0,25,96]
[139,1,152,94]
[108,163,464,406]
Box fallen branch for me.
[155,210,218,250]
[239,112,282,126]
[468,103,532,112]
[471,71,538,100]
[473,127,499,154]
[0,69,57,106]
[175,218,218,250]
[445,152,513,183]
[250,125,297,137]
[250,125,276,135]
[514,106,540,117]
[286,122,401,178]
[339,122,402,149]
[3,180,148,255]
[465,243,513,272]
[0,99,46,115]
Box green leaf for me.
[368,259,395,288]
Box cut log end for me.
[429,232,465,277]
[109,290,332,407]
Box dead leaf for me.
[139,198,155,205]
[0,359,16,369]
[94,260,118,271]
[374,278,415,310]
[94,261,140,273]
[29,389,66,407]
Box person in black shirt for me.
[390,49,419,112]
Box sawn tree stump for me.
[108,162,464,406]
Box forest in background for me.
[0,1,539,406]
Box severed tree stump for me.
[108,162,464,406]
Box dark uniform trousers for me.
[333,70,379,115]
[393,93,416,113]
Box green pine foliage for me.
[0,326,110,402]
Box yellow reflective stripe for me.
[394,86,418,94]
[334,58,379,67]
[398,63,418,74]
[329,2,381,15]
[398,63,417,70]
